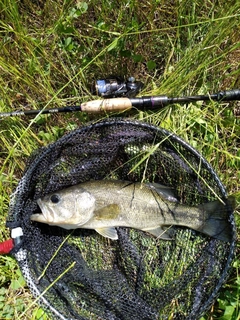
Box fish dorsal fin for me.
[95,227,118,240]
[142,226,173,240]
[147,182,178,202]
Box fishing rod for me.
[1,77,240,118]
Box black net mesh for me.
[7,118,236,320]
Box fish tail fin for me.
[199,196,235,242]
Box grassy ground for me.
[0,0,239,319]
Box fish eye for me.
[50,194,61,204]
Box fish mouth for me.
[30,199,53,223]
[30,213,49,223]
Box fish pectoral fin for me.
[142,226,173,240]
[94,204,120,220]
[95,227,118,240]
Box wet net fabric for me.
[7,118,235,320]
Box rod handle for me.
[81,98,132,113]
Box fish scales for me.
[84,180,204,230]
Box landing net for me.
[7,118,236,319]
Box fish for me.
[30,180,235,242]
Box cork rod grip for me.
[81,98,132,113]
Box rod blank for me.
[0,89,239,118]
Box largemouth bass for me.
[31,180,234,242]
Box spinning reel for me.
[93,76,144,98]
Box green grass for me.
[0,0,239,319]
